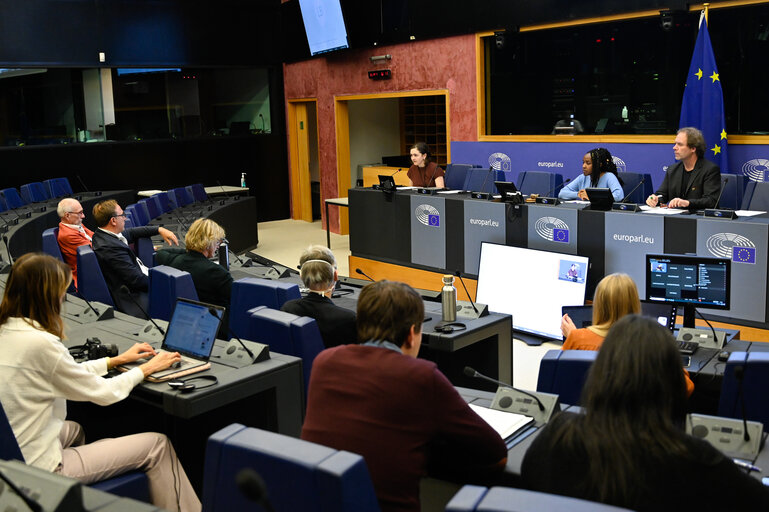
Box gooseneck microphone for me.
[544,178,571,199]
[734,365,751,443]
[355,268,375,282]
[73,289,110,319]
[454,270,479,315]
[236,468,275,512]
[207,307,255,360]
[619,176,646,204]
[464,366,545,412]
[3,235,13,266]
[118,285,166,336]
[714,176,728,209]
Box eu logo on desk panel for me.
[706,233,756,264]
[535,216,569,243]
[415,204,441,227]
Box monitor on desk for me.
[476,243,589,340]
[645,254,730,328]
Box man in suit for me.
[281,245,357,347]
[91,199,178,316]
[646,127,721,209]
[56,198,93,289]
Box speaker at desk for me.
[214,339,270,368]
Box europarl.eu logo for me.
[706,233,756,264]
[415,204,440,227]
[535,216,569,243]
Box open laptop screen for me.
[162,298,224,359]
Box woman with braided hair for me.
[558,147,624,201]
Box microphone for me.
[463,366,544,411]
[734,365,751,442]
[118,284,166,336]
[454,269,479,315]
[704,177,737,219]
[470,166,495,199]
[3,235,13,266]
[536,178,570,205]
[236,468,275,512]
[72,289,115,322]
[215,179,239,205]
[207,307,255,360]
[355,268,375,282]
[612,176,646,211]
[390,168,403,178]
[694,307,722,348]
[714,176,728,209]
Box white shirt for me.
[97,227,149,276]
[0,318,143,471]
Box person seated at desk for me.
[522,315,769,511]
[302,280,507,512]
[0,253,201,512]
[558,147,624,201]
[56,197,93,289]
[91,199,178,316]
[155,218,233,333]
[407,142,445,188]
[561,273,694,396]
[646,127,721,209]
[280,245,356,347]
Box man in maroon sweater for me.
[301,280,507,512]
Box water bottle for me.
[441,274,457,322]
[241,172,247,188]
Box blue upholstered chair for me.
[148,266,199,321]
[536,349,597,405]
[228,278,301,337]
[125,204,149,227]
[0,397,149,502]
[718,352,769,432]
[153,192,175,213]
[247,306,325,391]
[188,183,208,203]
[446,485,632,512]
[44,178,73,198]
[20,182,49,203]
[717,174,746,210]
[743,181,769,211]
[42,227,65,262]
[0,188,27,210]
[617,171,653,204]
[445,164,473,190]
[76,245,115,307]
[517,171,564,197]
[139,197,162,219]
[133,201,152,226]
[170,187,193,208]
[203,423,379,512]
[462,168,505,194]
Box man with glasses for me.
[91,199,178,316]
[56,198,93,289]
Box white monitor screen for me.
[476,243,589,340]
[298,0,350,56]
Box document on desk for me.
[469,404,533,439]
[639,206,687,215]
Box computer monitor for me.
[645,254,730,328]
[298,0,349,56]
[476,243,589,340]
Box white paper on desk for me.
[639,206,687,215]
[469,404,533,439]
[438,190,464,194]
[562,200,589,204]
[398,186,418,190]
[735,210,767,217]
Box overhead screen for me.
[298,0,350,56]
[476,243,589,340]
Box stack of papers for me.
[469,404,534,439]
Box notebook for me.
[119,298,224,380]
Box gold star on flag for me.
[720,129,727,140]
[710,71,720,83]
[695,68,703,80]
[711,144,721,155]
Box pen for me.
[733,459,762,473]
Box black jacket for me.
[654,157,721,209]
[281,293,357,348]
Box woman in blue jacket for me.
[558,147,624,201]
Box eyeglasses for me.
[111,213,127,218]
[66,210,84,216]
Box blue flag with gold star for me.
[679,14,728,172]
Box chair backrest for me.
[248,306,325,391]
[0,195,6,212]
[148,266,199,321]
[170,187,193,207]
[134,236,155,270]
[76,245,115,306]
[44,178,73,198]
[56,177,74,195]
[188,183,208,203]
[42,227,65,262]
[517,171,564,196]
[0,400,25,462]
[203,423,380,512]
[462,168,502,194]
[139,197,161,219]
[744,181,769,211]
[153,192,175,213]
[445,164,473,190]
[617,171,653,204]
[717,174,746,210]
[536,349,597,405]
[718,351,769,431]
[125,204,149,227]
[229,278,301,336]
[0,188,26,209]
[446,485,633,512]
[20,182,49,203]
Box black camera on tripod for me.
[69,337,118,361]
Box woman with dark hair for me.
[523,315,769,510]
[558,147,624,201]
[0,253,200,512]
[406,142,445,188]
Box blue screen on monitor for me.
[298,0,349,56]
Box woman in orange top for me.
[560,273,694,396]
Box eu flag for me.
[732,246,756,264]
[679,14,728,173]
[552,228,569,243]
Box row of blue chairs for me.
[0,178,73,212]
[124,184,208,228]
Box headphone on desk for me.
[434,322,467,334]
[167,376,218,393]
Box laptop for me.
[561,301,677,338]
[120,298,224,379]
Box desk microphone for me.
[236,468,275,512]
[734,365,751,443]
[2,235,13,266]
[470,167,495,199]
[536,178,570,205]
[454,270,479,315]
[355,268,375,282]
[390,168,403,178]
[463,366,544,412]
[612,176,646,211]
[704,177,737,219]
[72,290,115,321]
[207,307,255,361]
[216,179,239,203]
[118,284,166,336]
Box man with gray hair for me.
[281,245,357,347]
[56,197,93,288]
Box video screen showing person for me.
[559,260,586,283]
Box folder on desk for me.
[469,404,533,440]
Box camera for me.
[69,337,118,361]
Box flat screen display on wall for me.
[298,0,349,56]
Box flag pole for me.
[704,3,709,25]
